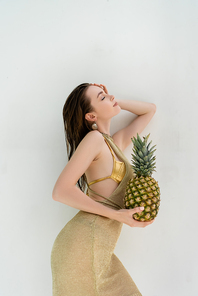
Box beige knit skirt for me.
[51,210,142,296]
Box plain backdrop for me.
[0,0,198,295]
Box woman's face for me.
[86,85,121,121]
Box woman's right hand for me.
[90,83,109,94]
[116,207,155,228]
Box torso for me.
[85,132,125,202]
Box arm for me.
[113,99,156,150]
[92,83,156,151]
[52,131,153,228]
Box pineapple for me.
[124,134,160,221]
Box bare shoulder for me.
[81,130,104,145]
[52,131,105,193]
[76,130,104,155]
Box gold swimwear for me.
[88,137,126,186]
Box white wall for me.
[0,0,198,295]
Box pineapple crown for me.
[131,133,156,177]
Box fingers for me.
[129,207,155,228]
[131,207,144,214]
[117,209,155,228]
[90,83,109,94]
[90,83,101,88]
[132,219,154,228]
[100,84,108,94]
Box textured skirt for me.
[51,210,142,296]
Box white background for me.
[0,0,198,295]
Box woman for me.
[51,83,156,296]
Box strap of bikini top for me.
[86,137,124,209]
[88,175,112,186]
[88,138,116,187]
[104,138,115,159]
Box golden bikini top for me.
[88,138,126,187]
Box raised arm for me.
[112,99,156,150]
[92,83,156,151]
[52,131,153,228]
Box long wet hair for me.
[63,83,94,191]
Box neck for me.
[96,119,111,136]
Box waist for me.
[87,189,124,210]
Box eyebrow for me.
[97,91,103,98]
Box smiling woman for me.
[51,82,156,296]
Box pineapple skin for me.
[124,175,160,221]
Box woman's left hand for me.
[91,83,109,94]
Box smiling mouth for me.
[113,102,118,107]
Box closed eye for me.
[101,96,105,100]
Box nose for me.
[110,95,115,101]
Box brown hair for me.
[63,83,93,191]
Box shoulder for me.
[68,131,104,167]
[84,130,104,142]
[76,131,105,154]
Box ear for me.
[85,112,97,122]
